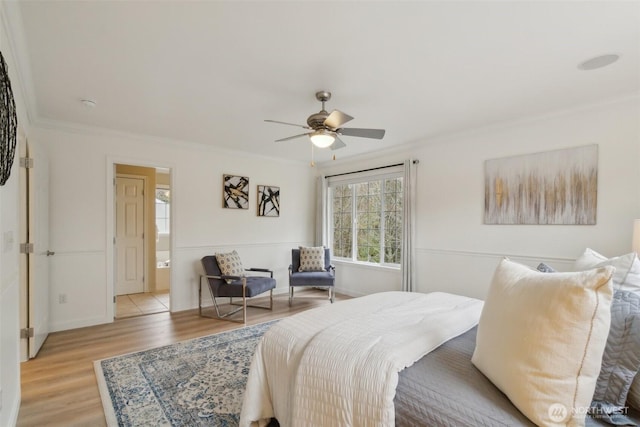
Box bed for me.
[240,291,483,426]
[239,266,640,427]
[396,326,639,427]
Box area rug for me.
[94,320,277,426]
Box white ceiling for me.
[6,1,640,164]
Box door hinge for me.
[20,243,34,254]
[113,296,116,303]
[20,327,34,339]
[20,157,34,168]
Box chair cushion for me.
[216,250,245,282]
[217,276,276,298]
[201,255,222,277]
[299,246,326,272]
[290,271,335,287]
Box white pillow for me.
[215,250,245,283]
[298,246,325,272]
[472,258,614,426]
[574,248,640,292]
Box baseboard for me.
[334,287,365,298]
[50,314,113,333]
[4,391,20,427]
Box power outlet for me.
[58,294,67,304]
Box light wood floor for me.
[17,289,345,427]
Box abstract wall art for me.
[257,185,280,217]
[484,145,598,225]
[223,174,249,209]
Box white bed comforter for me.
[239,291,483,427]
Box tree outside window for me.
[330,176,402,266]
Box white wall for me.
[1,1,28,424]
[0,154,20,427]
[320,95,640,299]
[32,125,316,331]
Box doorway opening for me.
[114,164,172,319]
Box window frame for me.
[155,185,171,234]
[327,168,403,268]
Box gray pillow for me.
[536,262,556,273]
[592,291,640,406]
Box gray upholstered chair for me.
[200,255,276,324]
[288,248,335,306]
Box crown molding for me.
[32,117,311,167]
[316,91,640,169]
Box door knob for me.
[46,250,55,256]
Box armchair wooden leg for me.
[289,286,294,307]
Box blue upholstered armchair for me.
[288,247,335,306]
[200,255,276,324]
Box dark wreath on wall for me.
[0,51,17,186]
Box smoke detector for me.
[578,54,620,71]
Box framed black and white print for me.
[257,185,280,217]
[223,174,249,209]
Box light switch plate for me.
[3,231,13,252]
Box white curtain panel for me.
[402,159,418,292]
[316,176,328,246]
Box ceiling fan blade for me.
[330,137,347,150]
[324,110,354,129]
[265,119,311,130]
[337,128,386,139]
[275,133,310,142]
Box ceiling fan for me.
[265,91,386,151]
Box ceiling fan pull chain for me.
[310,144,315,167]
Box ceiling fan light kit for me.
[310,129,335,148]
[265,90,386,158]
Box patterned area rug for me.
[94,320,277,426]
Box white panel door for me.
[27,139,51,358]
[115,177,145,295]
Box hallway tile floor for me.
[116,291,170,318]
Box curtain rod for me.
[324,160,419,179]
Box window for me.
[155,187,170,233]
[329,173,403,266]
